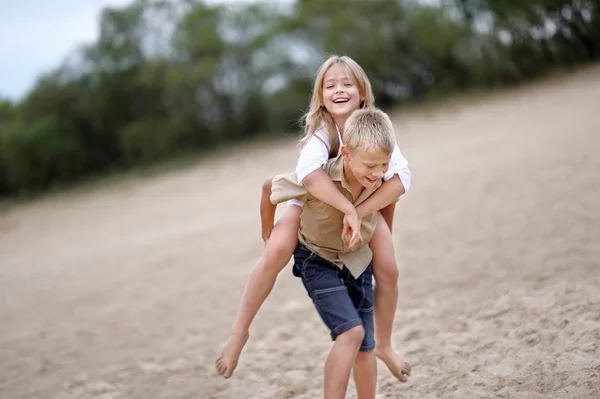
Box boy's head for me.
[341,108,396,188]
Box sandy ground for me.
[1,65,600,399]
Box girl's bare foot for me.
[375,346,411,382]
[215,332,249,379]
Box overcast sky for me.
[0,0,261,101]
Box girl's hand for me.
[342,210,363,250]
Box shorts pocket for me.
[355,266,374,312]
[293,245,316,276]
[313,285,347,297]
[311,284,361,339]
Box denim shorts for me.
[292,244,375,351]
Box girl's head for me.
[300,55,375,157]
[314,56,374,122]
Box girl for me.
[216,55,412,382]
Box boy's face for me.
[341,146,391,188]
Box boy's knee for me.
[338,325,365,347]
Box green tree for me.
[2,0,598,197]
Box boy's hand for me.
[342,211,363,250]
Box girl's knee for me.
[370,215,398,287]
[262,237,294,269]
[372,258,399,287]
[261,208,301,269]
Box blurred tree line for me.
[1,0,598,196]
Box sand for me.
[1,65,599,399]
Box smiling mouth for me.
[333,98,349,104]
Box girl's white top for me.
[290,125,411,207]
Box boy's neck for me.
[342,159,365,200]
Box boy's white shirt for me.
[289,125,411,207]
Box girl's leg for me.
[216,204,301,378]
[324,325,365,399]
[370,212,411,382]
[353,351,377,399]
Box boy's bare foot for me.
[215,332,249,379]
[375,346,411,382]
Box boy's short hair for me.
[343,108,396,154]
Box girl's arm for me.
[302,169,356,216]
[303,169,363,249]
[355,143,411,230]
[355,175,405,221]
[298,129,357,215]
[297,130,362,249]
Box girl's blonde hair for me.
[299,55,375,158]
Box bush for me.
[0,117,87,193]
[118,118,183,165]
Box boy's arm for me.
[355,175,405,225]
[260,176,277,243]
[302,169,363,249]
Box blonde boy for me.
[268,108,397,399]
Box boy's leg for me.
[370,212,411,382]
[216,205,301,379]
[296,249,365,399]
[349,265,377,399]
[325,325,365,399]
[353,352,377,399]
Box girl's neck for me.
[333,116,348,136]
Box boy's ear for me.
[341,145,351,161]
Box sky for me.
[0,0,258,101]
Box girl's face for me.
[322,64,362,123]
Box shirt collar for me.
[328,154,383,198]
[328,155,345,183]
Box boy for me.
[269,108,397,399]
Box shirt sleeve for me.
[383,144,411,193]
[296,128,331,184]
[270,172,309,205]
